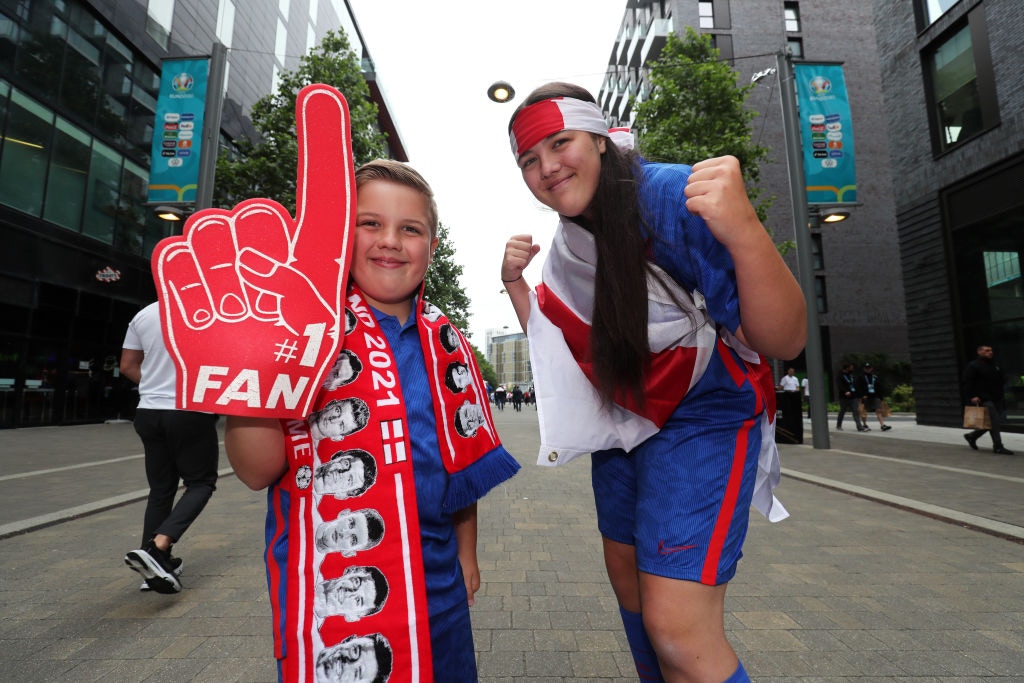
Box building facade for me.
[598,0,909,392]
[0,0,404,427]
[485,328,532,391]
[871,0,1024,428]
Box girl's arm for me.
[501,234,541,332]
[453,503,480,606]
[684,156,806,360]
[224,416,287,490]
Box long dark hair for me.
[510,82,650,406]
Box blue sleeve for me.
[640,162,742,333]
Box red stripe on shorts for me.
[702,417,755,585]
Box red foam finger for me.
[291,84,357,299]
[187,211,250,322]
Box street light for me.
[820,207,850,223]
[487,81,516,103]
[154,205,188,221]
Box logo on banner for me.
[808,76,831,97]
[171,73,194,93]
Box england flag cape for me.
[528,218,787,522]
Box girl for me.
[500,83,805,682]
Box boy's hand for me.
[152,85,356,418]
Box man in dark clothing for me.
[963,345,1014,454]
[857,362,891,431]
[835,362,867,431]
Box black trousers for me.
[134,409,219,544]
[836,397,864,429]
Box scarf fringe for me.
[443,446,521,513]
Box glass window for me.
[116,159,148,255]
[928,24,982,151]
[275,18,287,66]
[60,24,103,124]
[146,0,174,49]
[814,276,827,314]
[784,2,800,32]
[14,11,64,102]
[43,116,90,230]
[811,233,824,271]
[0,87,53,216]
[923,0,958,26]
[698,1,714,29]
[82,138,121,244]
[0,13,19,76]
[788,37,803,59]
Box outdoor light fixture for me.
[487,81,515,103]
[154,205,187,221]
[820,207,851,223]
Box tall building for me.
[872,0,1024,428]
[486,328,532,391]
[597,0,909,389]
[0,0,405,427]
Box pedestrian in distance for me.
[500,82,805,683]
[963,344,1014,455]
[857,362,892,431]
[120,302,220,593]
[778,366,800,393]
[493,384,507,411]
[511,384,524,412]
[225,159,519,681]
[835,362,868,431]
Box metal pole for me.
[195,41,227,211]
[776,50,830,449]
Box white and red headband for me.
[510,97,615,158]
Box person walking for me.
[511,385,524,412]
[121,302,220,593]
[835,362,867,431]
[963,344,1014,455]
[857,362,892,431]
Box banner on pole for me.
[147,57,209,204]
[794,63,856,205]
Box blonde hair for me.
[354,159,438,238]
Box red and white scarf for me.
[270,285,517,682]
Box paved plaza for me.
[1,410,1023,681]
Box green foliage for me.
[472,345,498,388]
[423,222,471,333]
[214,29,388,212]
[888,384,916,412]
[632,27,774,226]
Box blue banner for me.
[794,63,856,205]
[147,57,209,204]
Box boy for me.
[226,160,519,682]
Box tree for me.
[424,222,471,332]
[471,345,498,388]
[632,28,775,228]
[214,30,472,325]
[214,29,388,212]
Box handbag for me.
[963,405,991,430]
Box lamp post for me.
[775,49,830,449]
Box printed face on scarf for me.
[311,398,368,441]
[315,509,384,557]
[517,129,606,220]
[439,324,460,353]
[314,633,391,683]
[455,401,486,437]
[352,179,438,322]
[445,362,473,393]
[314,565,388,621]
[313,450,374,499]
[323,350,362,391]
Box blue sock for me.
[618,606,665,682]
[723,660,750,683]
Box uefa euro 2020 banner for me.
[147,58,209,204]
[794,63,856,205]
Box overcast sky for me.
[346,1,626,343]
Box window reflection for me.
[0,88,53,216]
[929,25,982,151]
[923,0,958,26]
